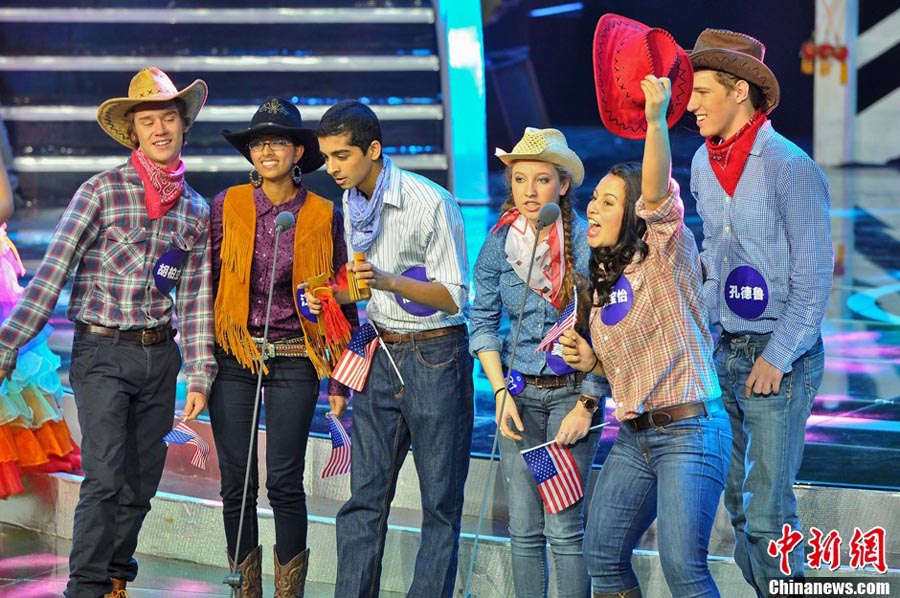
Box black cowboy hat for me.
[222,97,325,173]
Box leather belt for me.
[379,324,467,344]
[624,397,724,432]
[252,337,308,359]
[521,371,587,389]
[75,323,175,346]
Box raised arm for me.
[640,75,673,208]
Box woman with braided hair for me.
[469,127,608,598]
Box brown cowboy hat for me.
[97,67,208,148]
[222,97,324,174]
[689,28,780,114]
[593,14,694,140]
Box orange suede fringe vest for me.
[214,184,349,378]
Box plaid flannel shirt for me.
[588,181,721,421]
[0,161,216,396]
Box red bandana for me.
[705,110,767,197]
[492,208,566,308]
[130,149,185,220]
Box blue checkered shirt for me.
[691,121,833,372]
[0,161,217,395]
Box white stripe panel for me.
[856,8,900,68]
[0,104,444,122]
[12,154,448,173]
[0,7,434,24]
[0,55,439,72]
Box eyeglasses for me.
[248,139,292,152]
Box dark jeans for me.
[208,353,319,564]
[65,332,181,598]
[334,329,474,598]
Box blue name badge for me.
[394,265,438,317]
[600,275,634,326]
[724,266,769,319]
[296,287,317,323]
[546,341,576,375]
[153,249,187,294]
[505,370,525,395]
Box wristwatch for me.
[578,394,599,413]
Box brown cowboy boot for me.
[227,545,262,598]
[593,588,643,598]
[103,578,128,598]
[273,546,309,598]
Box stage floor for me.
[6,129,900,492]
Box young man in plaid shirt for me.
[0,67,216,598]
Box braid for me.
[557,191,577,312]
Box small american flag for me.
[163,421,210,470]
[536,296,577,352]
[331,323,379,392]
[521,442,584,514]
[321,415,352,478]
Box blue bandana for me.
[346,155,392,253]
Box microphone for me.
[225,207,293,598]
[464,199,562,597]
[536,202,560,231]
[275,210,295,232]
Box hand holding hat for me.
[592,14,693,140]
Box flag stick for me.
[520,423,608,454]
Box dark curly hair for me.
[588,162,649,310]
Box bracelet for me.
[494,387,508,398]
[589,354,600,373]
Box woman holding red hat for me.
[209,97,357,598]
[559,16,730,597]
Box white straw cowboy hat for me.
[495,127,585,188]
[97,67,208,148]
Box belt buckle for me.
[648,410,673,429]
[141,329,156,346]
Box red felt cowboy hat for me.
[592,14,693,140]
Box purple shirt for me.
[211,185,357,396]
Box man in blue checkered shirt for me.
[0,68,216,598]
[687,29,832,596]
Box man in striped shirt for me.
[688,30,832,595]
[0,68,216,598]
[317,100,473,598]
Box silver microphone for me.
[536,202,561,230]
[275,211,295,232]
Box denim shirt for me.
[470,215,609,399]
[691,122,832,372]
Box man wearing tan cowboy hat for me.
[687,29,832,595]
[0,67,216,598]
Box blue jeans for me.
[208,353,320,564]
[498,381,602,598]
[715,334,825,596]
[65,332,181,598]
[584,405,731,598]
[335,329,474,598]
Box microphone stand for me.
[224,212,294,598]
[463,204,559,598]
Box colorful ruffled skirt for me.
[0,226,81,499]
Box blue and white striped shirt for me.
[691,121,833,372]
[342,155,469,333]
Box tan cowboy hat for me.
[495,127,585,188]
[689,29,780,114]
[97,67,208,148]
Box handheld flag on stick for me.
[331,323,379,392]
[521,441,584,514]
[321,414,352,478]
[536,296,577,352]
[163,421,209,470]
